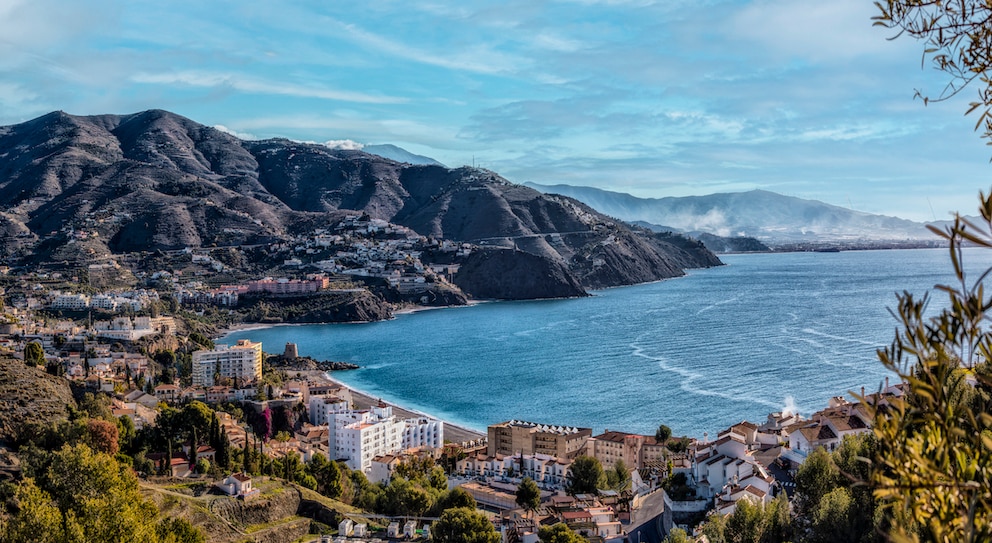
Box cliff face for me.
[453,248,587,300]
[237,290,394,323]
[0,110,722,298]
[0,356,76,443]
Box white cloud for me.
[131,71,408,104]
[213,125,258,141]
[324,139,365,150]
[728,0,905,63]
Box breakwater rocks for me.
[266,355,359,372]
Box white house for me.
[217,473,259,499]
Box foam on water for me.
[221,248,992,438]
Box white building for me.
[51,293,90,310]
[192,339,263,387]
[309,397,350,426]
[328,402,443,474]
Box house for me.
[154,384,180,404]
[217,473,260,499]
[339,518,354,537]
[370,454,402,485]
[403,520,418,538]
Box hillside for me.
[0,110,721,299]
[0,355,76,443]
[526,183,931,244]
[143,478,357,543]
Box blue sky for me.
[1,0,989,221]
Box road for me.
[626,489,669,543]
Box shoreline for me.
[304,369,486,445]
[214,300,488,341]
[214,306,488,446]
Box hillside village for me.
[5,214,471,322]
[0,273,908,543]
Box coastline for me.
[303,369,486,445]
[214,304,489,447]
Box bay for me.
[220,247,992,439]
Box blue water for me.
[221,248,992,438]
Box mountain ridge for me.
[0,109,721,299]
[525,182,932,244]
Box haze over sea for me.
[222,248,992,439]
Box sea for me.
[219,247,992,439]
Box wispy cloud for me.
[332,18,523,75]
[131,71,408,104]
[0,0,987,221]
[213,125,258,141]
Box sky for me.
[1,0,990,222]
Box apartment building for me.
[487,420,592,459]
[328,402,444,473]
[192,339,263,387]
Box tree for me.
[307,453,343,499]
[180,402,214,445]
[21,444,160,542]
[822,190,992,540]
[2,478,74,543]
[537,523,585,543]
[655,424,672,443]
[156,517,205,543]
[605,460,631,492]
[516,477,541,516]
[566,455,605,495]
[215,430,231,470]
[85,419,120,456]
[116,413,136,453]
[794,446,837,517]
[661,527,692,543]
[23,342,44,367]
[724,498,764,543]
[195,457,210,474]
[431,507,500,543]
[434,487,477,515]
[874,1,992,144]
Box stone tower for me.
[284,342,299,359]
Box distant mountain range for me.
[361,144,445,166]
[525,183,934,244]
[0,109,720,298]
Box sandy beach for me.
[216,319,487,446]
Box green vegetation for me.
[2,444,204,543]
[515,476,541,516]
[655,424,672,443]
[431,507,500,543]
[565,455,605,495]
[22,342,43,367]
[863,203,992,541]
[697,493,792,543]
[604,459,631,492]
[538,523,586,543]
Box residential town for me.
[0,282,908,543]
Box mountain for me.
[0,110,721,298]
[525,183,931,244]
[362,144,445,166]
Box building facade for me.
[328,402,444,473]
[488,420,592,459]
[192,339,263,387]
